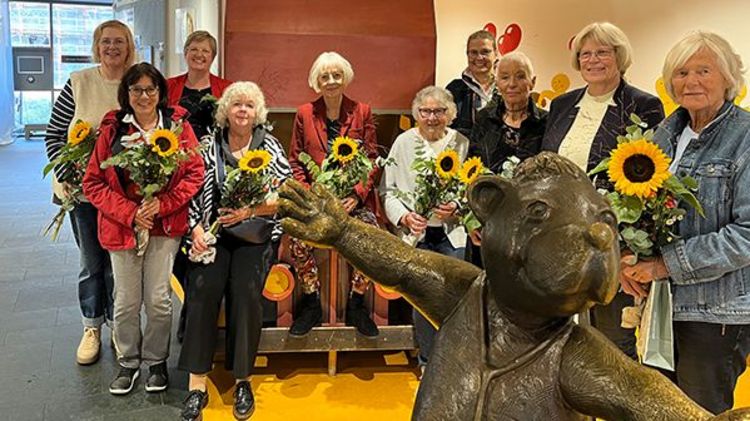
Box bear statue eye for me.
[601,211,617,227]
[526,201,550,222]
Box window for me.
[52,4,113,88]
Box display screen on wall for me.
[224,0,436,112]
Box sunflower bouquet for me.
[211,149,276,232]
[298,136,376,199]
[589,114,704,258]
[101,120,196,255]
[42,120,98,240]
[455,156,519,233]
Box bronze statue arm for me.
[559,325,711,421]
[278,180,481,326]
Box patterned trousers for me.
[289,207,379,295]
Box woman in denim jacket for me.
[621,31,750,414]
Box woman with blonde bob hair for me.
[621,31,750,414]
[44,19,136,367]
[287,51,382,338]
[179,81,291,421]
[541,21,665,361]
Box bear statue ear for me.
[468,176,515,223]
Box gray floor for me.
[0,138,186,420]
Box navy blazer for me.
[541,80,665,172]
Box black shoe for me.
[346,292,379,338]
[145,362,169,392]
[181,389,208,421]
[233,381,255,420]
[289,292,322,337]
[109,366,140,395]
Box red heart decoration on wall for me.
[497,23,522,55]
[483,23,497,37]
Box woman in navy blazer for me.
[541,22,664,361]
[286,52,382,338]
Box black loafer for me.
[181,389,208,421]
[233,380,255,420]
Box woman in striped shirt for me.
[43,19,135,366]
[179,82,291,421]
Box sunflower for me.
[459,157,483,185]
[68,121,92,146]
[239,149,272,173]
[331,136,358,163]
[435,149,460,179]
[149,129,180,157]
[608,139,671,199]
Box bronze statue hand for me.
[278,179,349,247]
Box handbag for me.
[637,280,675,371]
[222,217,273,244]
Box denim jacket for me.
[655,101,750,324]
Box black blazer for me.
[541,80,665,172]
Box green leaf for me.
[630,113,643,126]
[609,193,643,224]
[588,158,611,176]
[682,176,698,190]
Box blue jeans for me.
[69,202,114,328]
[414,227,464,366]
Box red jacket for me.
[83,106,205,251]
[288,95,380,207]
[166,73,232,106]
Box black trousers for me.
[666,321,750,414]
[590,290,638,360]
[178,236,273,379]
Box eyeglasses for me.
[418,108,447,118]
[128,86,159,97]
[578,48,615,62]
[100,38,127,47]
[468,48,495,58]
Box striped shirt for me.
[44,80,76,181]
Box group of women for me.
[43,17,750,420]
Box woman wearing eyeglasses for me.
[446,30,498,137]
[83,63,204,395]
[44,20,135,367]
[541,22,664,360]
[286,52,382,338]
[381,86,469,372]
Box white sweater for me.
[380,127,469,249]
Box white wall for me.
[435,0,750,108]
[165,0,220,78]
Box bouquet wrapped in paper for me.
[101,120,196,256]
[589,114,703,370]
[42,120,97,240]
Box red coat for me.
[288,95,380,208]
[82,106,205,251]
[166,73,232,106]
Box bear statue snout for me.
[585,222,614,251]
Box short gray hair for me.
[214,81,268,128]
[411,86,457,124]
[307,52,354,93]
[662,31,745,101]
[570,22,633,75]
[497,51,535,79]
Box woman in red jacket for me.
[83,63,204,396]
[166,30,231,342]
[287,51,381,337]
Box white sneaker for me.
[76,327,101,365]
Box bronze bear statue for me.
[278,152,750,421]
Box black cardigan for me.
[541,80,665,172]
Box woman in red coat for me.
[287,51,381,337]
[83,63,204,396]
[166,30,231,342]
